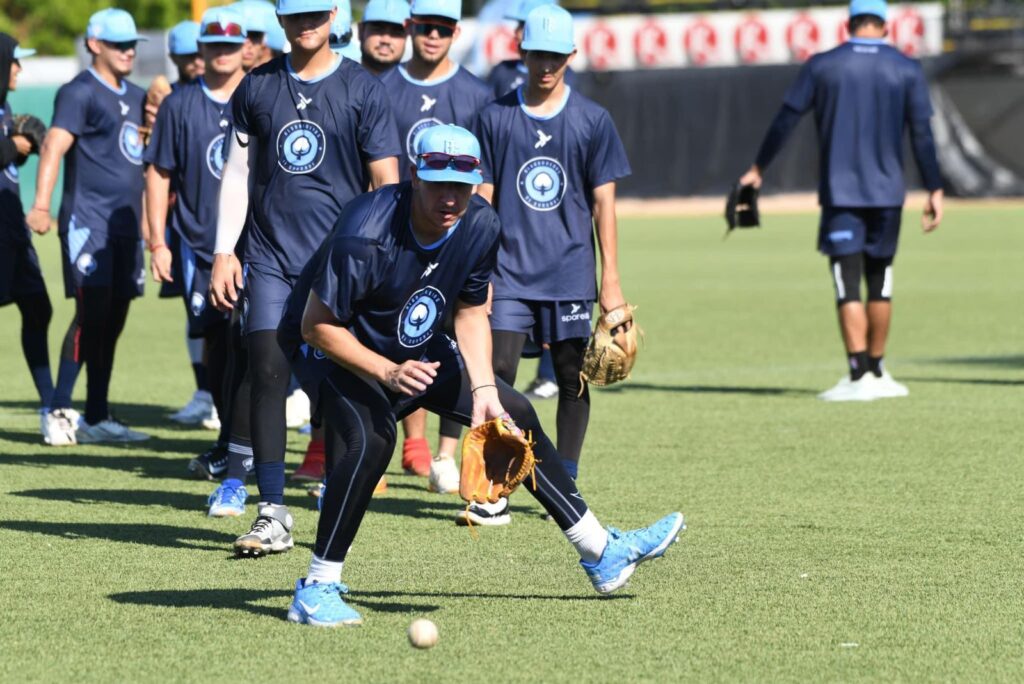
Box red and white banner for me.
[454,3,943,73]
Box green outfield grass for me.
[1,206,1022,682]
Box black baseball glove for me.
[724,182,761,232]
[12,114,47,165]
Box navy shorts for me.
[242,261,297,335]
[159,229,185,299]
[490,298,594,344]
[181,242,228,338]
[0,239,47,306]
[60,231,145,299]
[818,207,903,258]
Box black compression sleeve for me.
[754,105,803,172]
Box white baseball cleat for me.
[42,408,77,446]
[428,456,460,494]
[286,389,311,429]
[817,375,878,402]
[871,371,909,398]
[456,498,511,526]
[77,418,150,443]
[169,389,214,425]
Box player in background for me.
[210,0,400,556]
[27,9,150,443]
[145,7,250,516]
[358,0,409,76]
[266,23,288,58]
[328,2,363,61]
[486,0,575,99]
[233,0,278,71]
[156,20,223,429]
[738,0,942,402]
[379,0,492,493]
[473,5,631,526]
[278,124,683,627]
[0,36,61,443]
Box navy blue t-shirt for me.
[52,69,146,239]
[278,182,500,365]
[231,55,401,276]
[379,64,493,181]
[486,59,577,99]
[0,107,28,245]
[476,87,631,301]
[762,38,937,207]
[144,78,234,262]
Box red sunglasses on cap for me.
[418,152,480,172]
[202,21,245,38]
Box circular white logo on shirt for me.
[4,163,18,183]
[276,120,326,174]
[406,117,442,163]
[206,133,227,179]
[517,157,566,211]
[77,253,97,276]
[120,122,144,165]
[398,286,445,348]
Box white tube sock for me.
[307,555,344,585]
[563,510,608,564]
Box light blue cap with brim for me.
[13,46,36,59]
[198,8,248,44]
[849,0,887,19]
[265,23,288,51]
[410,0,460,22]
[276,0,337,16]
[168,21,200,54]
[232,0,277,31]
[87,8,149,43]
[521,4,573,54]
[363,0,410,25]
[414,124,483,185]
[505,0,555,23]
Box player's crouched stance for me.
[277,125,684,627]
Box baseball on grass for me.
[407,618,439,649]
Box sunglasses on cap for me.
[102,40,138,52]
[408,17,456,38]
[203,21,246,38]
[418,152,480,172]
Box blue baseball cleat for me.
[207,479,247,517]
[287,579,362,627]
[582,512,685,594]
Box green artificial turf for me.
[1,205,1022,682]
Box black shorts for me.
[181,241,228,338]
[60,231,145,299]
[0,239,47,306]
[818,207,902,258]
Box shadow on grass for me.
[902,376,1024,387]
[366,495,535,523]
[9,488,206,512]
[0,451,195,479]
[0,399,216,433]
[600,383,816,396]
[0,520,233,551]
[928,355,1024,370]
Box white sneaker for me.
[872,371,909,398]
[524,378,559,400]
[201,404,221,431]
[42,408,77,446]
[234,503,294,557]
[77,418,150,443]
[817,375,878,402]
[286,389,311,429]
[169,390,214,425]
[455,497,511,527]
[428,456,460,494]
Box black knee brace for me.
[829,254,862,305]
[865,256,894,302]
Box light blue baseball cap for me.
[333,40,362,60]
[277,0,337,16]
[329,11,353,47]
[521,4,573,54]
[199,8,248,45]
[230,0,276,31]
[410,0,460,22]
[13,46,36,59]
[168,21,200,54]
[505,0,555,23]
[87,8,149,43]
[362,0,410,26]
[414,124,483,185]
[849,0,887,19]
[265,22,288,51]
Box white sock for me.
[306,555,343,585]
[563,510,608,564]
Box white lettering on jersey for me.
[420,94,437,112]
[535,129,552,149]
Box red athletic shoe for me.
[401,437,432,477]
[293,439,325,482]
